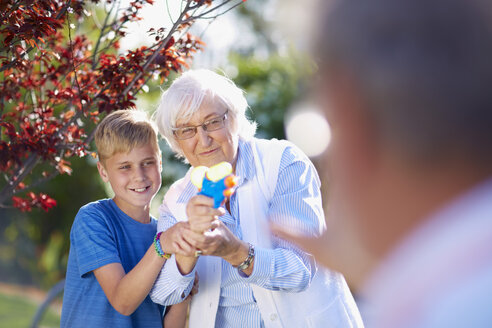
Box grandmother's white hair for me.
[154,69,257,158]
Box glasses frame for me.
[172,109,229,140]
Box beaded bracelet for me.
[153,231,171,259]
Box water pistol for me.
[190,162,238,208]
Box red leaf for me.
[16,182,26,190]
[38,193,57,211]
[56,159,73,175]
[12,196,32,212]
[0,122,17,138]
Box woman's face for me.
[175,97,238,169]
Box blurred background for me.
[0,0,328,326]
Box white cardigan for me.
[164,138,363,328]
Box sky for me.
[119,0,319,67]
[120,0,258,68]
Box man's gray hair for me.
[154,69,257,158]
[319,0,492,163]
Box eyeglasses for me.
[172,109,229,140]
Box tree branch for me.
[67,8,82,94]
[121,1,193,96]
[165,0,175,25]
[0,154,40,205]
[91,0,118,70]
[0,0,22,22]
[13,171,60,196]
[0,0,245,210]
[182,0,239,24]
[0,0,73,73]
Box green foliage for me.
[0,293,60,328]
[0,156,107,287]
[229,50,315,139]
[28,156,107,287]
[0,210,37,285]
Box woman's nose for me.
[196,126,212,146]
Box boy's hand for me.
[186,195,225,233]
[159,222,198,257]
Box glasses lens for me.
[174,110,228,139]
[175,127,196,139]
[204,117,225,132]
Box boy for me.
[61,110,196,327]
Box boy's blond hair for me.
[95,110,160,164]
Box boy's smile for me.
[132,186,150,193]
[97,144,162,223]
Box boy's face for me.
[97,144,162,221]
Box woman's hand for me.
[159,221,198,257]
[186,220,250,266]
[186,195,225,233]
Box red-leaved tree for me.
[0,0,245,212]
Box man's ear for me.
[97,161,109,183]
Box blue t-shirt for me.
[61,199,164,328]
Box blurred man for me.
[273,0,492,327]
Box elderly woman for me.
[149,69,362,328]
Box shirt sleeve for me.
[239,145,323,292]
[71,206,121,277]
[149,202,195,306]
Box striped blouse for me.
[150,139,325,327]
